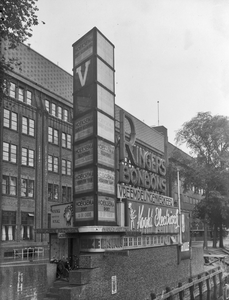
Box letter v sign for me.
[76,60,91,87]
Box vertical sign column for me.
[72,27,116,226]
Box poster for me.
[74,140,93,168]
[98,196,116,222]
[74,168,93,193]
[98,168,115,194]
[75,196,94,221]
[98,139,115,168]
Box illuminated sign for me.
[74,112,93,142]
[97,112,114,142]
[119,111,166,194]
[98,168,115,194]
[74,140,93,168]
[117,184,173,207]
[98,140,115,168]
[74,168,93,193]
[75,196,94,221]
[98,196,116,222]
[51,203,73,228]
[97,31,114,68]
[127,201,179,234]
[97,85,114,117]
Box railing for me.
[150,267,228,300]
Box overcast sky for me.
[28,0,229,153]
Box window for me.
[62,133,66,148]
[67,134,71,149]
[26,91,32,105]
[3,109,18,131]
[45,100,50,112]
[2,211,16,241]
[21,178,34,198]
[51,103,56,116]
[58,106,62,119]
[63,109,68,122]
[21,148,34,167]
[18,87,24,101]
[48,155,59,173]
[3,142,17,163]
[2,176,17,195]
[62,160,71,175]
[9,82,16,98]
[48,183,59,201]
[62,133,71,149]
[62,186,72,202]
[21,212,34,240]
[48,127,59,145]
[22,117,35,136]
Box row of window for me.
[3,176,34,197]
[7,82,32,105]
[3,143,72,174]
[6,82,71,124]
[48,183,72,202]
[48,155,71,175]
[2,175,72,203]
[2,211,34,241]
[3,142,35,166]
[48,127,71,149]
[45,100,70,122]
[4,109,72,149]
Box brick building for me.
[0,41,73,260]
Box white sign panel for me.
[74,169,94,193]
[98,168,115,194]
[51,203,73,228]
[97,112,114,142]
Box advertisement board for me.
[126,200,179,235]
[98,139,115,168]
[74,31,93,67]
[98,168,115,194]
[51,203,73,228]
[74,112,93,142]
[97,31,114,68]
[97,58,114,92]
[74,168,94,193]
[98,196,116,222]
[97,112,114,142]
[74,140,93,168]
[75,196,94,221]
[97,85,114,117]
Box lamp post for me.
[177,168,182,245]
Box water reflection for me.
[195,284,224,300]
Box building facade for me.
[0,41,73,260]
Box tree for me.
[175,112,229,248]
[0,0,39,98]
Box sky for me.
[28,0,229,153]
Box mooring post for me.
[178,282,184,300]
[206,272,211,292]
[189,278,195,300]
[213,274,217,289]
[150,292,157,300]
[198,274,203,298]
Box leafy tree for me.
[0,0,39,98]
[175,112,229,248]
